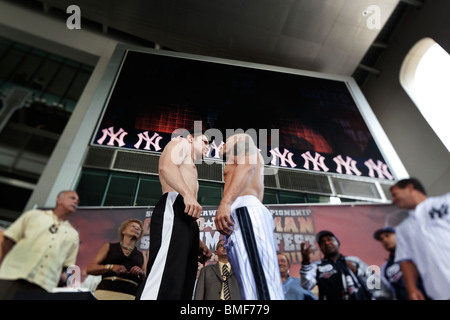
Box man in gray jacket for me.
[194,239,241,300]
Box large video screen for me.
[92,49,394,180]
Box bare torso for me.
[160,163,199,196]
[223,151,265,202]
[214,134,266,235]
[159,138,199,198]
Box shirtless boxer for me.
[214,133,284,300]
[137,131,211,300]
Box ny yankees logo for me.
[428,204,449,219]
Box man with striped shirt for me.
[391,178,450,300]
[214,133,284,300]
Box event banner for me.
[70,202,407,283]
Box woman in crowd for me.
[87,218,146,300]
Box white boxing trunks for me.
[224,195,284,300]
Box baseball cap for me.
[316,230,340,245]
[373,226,396,241]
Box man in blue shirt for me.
[278,253,317,300]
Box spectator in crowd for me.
[86,218,146,300]
[0,190,80,299]
[194,239,241,300]
[373,226,428,300]
[390,178,450,300]
[277,253,317,300]
[300,230,373,300]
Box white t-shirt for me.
[395,193,450,300]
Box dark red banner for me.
[68,203,406,282]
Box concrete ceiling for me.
[23,0,424,83]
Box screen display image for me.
[93,49,394,180]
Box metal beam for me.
[371,42,388,49]
[357,64,381,75]
[400,0,423,7]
